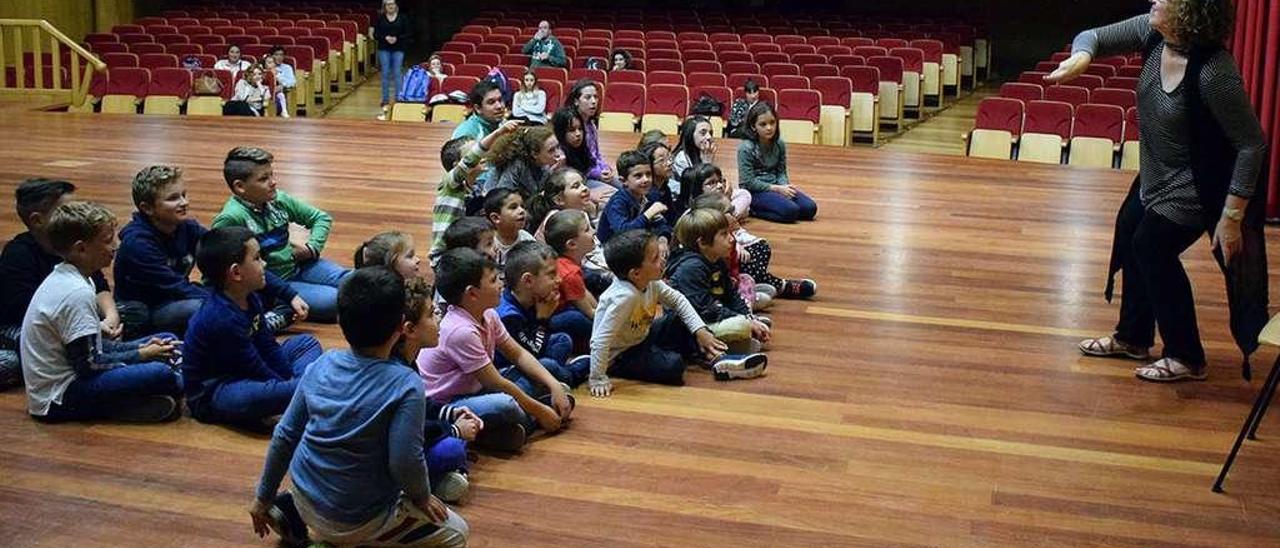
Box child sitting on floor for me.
[737,101,819,223]
[417,247,573,452]
[496,241,590,387]
[21,201,183,423]
[543,209,598,350]
[212,146,350,322]
[183,227,324,427]
[482,188,535,273]
[589,229,766,398]
[430,120,521,264]
[394,275,483,503]
[596,150,671,245]
[666,208,771,355]
[354,231,423,279]
[1,179,118,389]
[250,266,469,548]
[528,167,611,293]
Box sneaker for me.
[712,353,768,381]
[755,283,778,298]
[434,471,470,503]
[375,113,388,121]
[756,315,773,328]
[264,311,293,333]
[753,292,773,311]
[111,395,180,423]
[778,279,817,299]
[266,492,310,547]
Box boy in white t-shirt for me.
[20,201,183,422]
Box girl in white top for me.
[511,70,547,125]
[213,44,252,79]
[231,65,270,116]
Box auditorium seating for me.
[1120,106,1140,171]
[1016,100,1073,164]
[964,97,1022,159]
[1068,103,1125,168]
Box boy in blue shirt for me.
[251,266,469,547]
[596,150,672,244]
[495,241,589,388]
[183,227,322,427]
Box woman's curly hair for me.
[488,126,555,169]
[1171,0,1235,50]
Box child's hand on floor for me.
[414,495,450,523]
[248,497,273,538]
[290,295,310,322]
[531,402,563,432]
[589,380,612,398]
[695,328,728,361]
[751,319,771,343]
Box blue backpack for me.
[398,65,430,102]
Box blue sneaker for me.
[712,353,768,381]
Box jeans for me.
[1113,198,1207,366]
[607,312,696,386]
[42,345,184,422]
[450,391,528,451]
[197,335,323,425]
[749,188,818,223]
[427,436,468,487]
[119,298,205,339]
[378,49,405,105]
[549,308,593,355]
[288,259,351,323]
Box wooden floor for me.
[2,111,1280,547]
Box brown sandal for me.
[1078,336,1151,360]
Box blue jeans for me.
[499,332,589,389]
[748,188,818,223]
[428,436,468,486]
[450,391,529,451]
[197,335,323,425]
[378,49,405,105]
[119,298,205,339]
[288,259,351,323]
[549,309,593,354]
[42,335,184,422]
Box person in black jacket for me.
[374,0,412,115]
[665,208,771,355]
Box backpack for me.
[690,93,724,117]
[397,65,430,102]
[485,66,512,105]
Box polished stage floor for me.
[1,111,1279,546]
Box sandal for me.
[1078,336,1151,360]
[1135,358,1207,383]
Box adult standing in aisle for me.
[375,0,412,120]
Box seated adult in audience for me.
[485,126,564,198]
[450,79,507,140]
[1,179,120,390]
[21,201,183,423]
[522,20,567,69]
[511,70,548,125]
[226,64,270,117]
[214,44,252,79]
[610,49,632,72]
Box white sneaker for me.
[753,292,773,311]
[712,353,768,381]
[754,283,778,298]
[434,471,470,503]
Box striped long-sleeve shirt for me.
[1071,14,1266,227]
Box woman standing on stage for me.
[1053,0,1268,382]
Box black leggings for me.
[741,240,785,289]
[1113,197,1207,366]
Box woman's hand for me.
[1214,216,1244,265]
[385,35,397,45]
[1045,51,1092,84]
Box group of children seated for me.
[0,102,820,546]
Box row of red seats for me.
[97,51,294,73]
[96,66,279,103]
[1000,82,1137,110]
[976,97,1136,148]
[88,39,302,59]
[468,11,984,35]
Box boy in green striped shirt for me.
[430,119,520,265]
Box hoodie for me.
[114,213,208,305]
[664,247,751,324]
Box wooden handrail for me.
[0,19,106,107]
